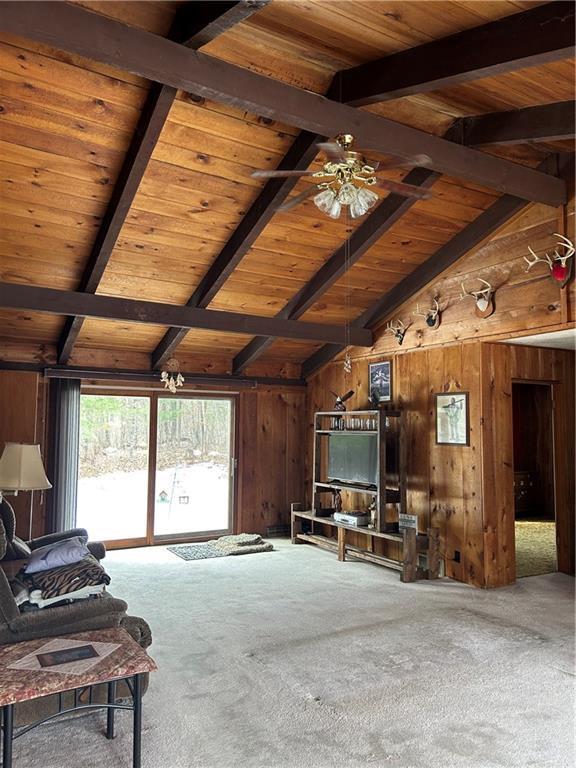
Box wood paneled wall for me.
[342,201,575,363]
[307,342,574,588]
[237,388,306,536]
[0,370,47,539]
[306,345,485,585]
[306,198,575,587]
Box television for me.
[327,433,378,486]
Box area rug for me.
[168,533,273,561]
[515,520,556,578]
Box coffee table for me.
[0,627,156,768]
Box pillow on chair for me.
[25,536,90,574]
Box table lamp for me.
[0,443,52,539]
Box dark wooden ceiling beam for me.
[334,2,575,106]
[461,101,575,147]
[0,361,305,388]
[178,1,270,48]
[56,1,270,364]
[232,165,442,373]
[0,1,565,206]
[301,154,563,378]
[0,283,373,347]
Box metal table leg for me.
[132,674,142,768]
[2,704,13,768]
[106,680,117,740]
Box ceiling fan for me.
[251,134,433,220]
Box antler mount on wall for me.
[413,298,442,329]
[524,233,575,287]
[460,278,495,318]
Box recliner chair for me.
[0,498,151,647]
[0,498,153,726]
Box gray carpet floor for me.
[13,540,575,768]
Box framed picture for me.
[369,361,392,404]
[435,392,470,446]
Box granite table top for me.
[0,628,157,707]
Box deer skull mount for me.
[413,298,441,330]
[524,233,575,288]
[460,278,495,318]
[384,319,409,346]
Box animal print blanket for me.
[22,554,110,599]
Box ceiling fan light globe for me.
[337,182,357,205]
[349,198,367,219]
[328,198,342,219]
[357,187,379,209]
[314,188,336,214]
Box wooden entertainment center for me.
[292,410,440,582]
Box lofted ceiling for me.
[0,0,574,380]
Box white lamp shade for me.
[0,443,52,491]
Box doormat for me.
[168,533,273,561]
[515,521,556,578]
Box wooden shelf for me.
[316,430,378,435]
[315,410,402,418]
[293,510,404,542]
[314,481,401,503]
[314,480,377,495]
[298,409,439,582]
[291,510,440,582]
[295,533,403,571]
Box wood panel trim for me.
[0,1,566,206]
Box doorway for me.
[77,392,236,547]
[512,382,556,578]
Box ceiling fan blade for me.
[317,141,347,163]
[371,153,433,172]
[375,178,433,200]
[251,169,318,179]
[277,185,320,213]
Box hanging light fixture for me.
[312,135,379,220]
[160,358,184,394]
[314,182,378,220]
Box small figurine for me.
[331,390,354,412]
[332,489,343,514]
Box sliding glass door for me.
[77,392,235,546]
[154,398,234,538]
[77,395,150,544]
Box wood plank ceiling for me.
[0,0,574,379]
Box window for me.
[77,393,235,545]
